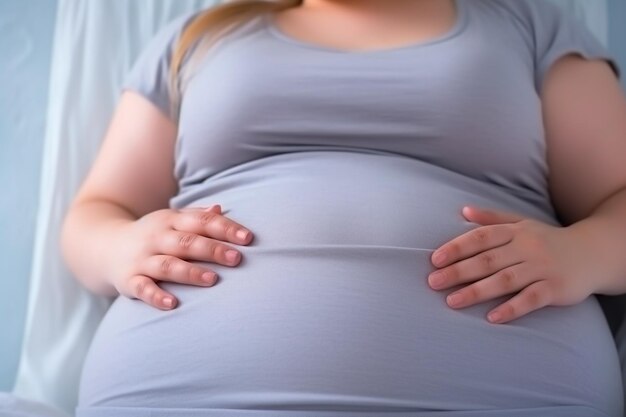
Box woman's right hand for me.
[108,204,253,310]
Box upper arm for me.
[73,91,178,218]
[71,13,200,216]
[542,54,626,226]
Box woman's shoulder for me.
[468,0,590,53]
[469,0,618,94]
[472,0,568,31]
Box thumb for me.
[179,204,222,213]
[462,205,526,225]
[204,204,222,213]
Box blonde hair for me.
[169,0,303,121]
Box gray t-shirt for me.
[78,1,623,416]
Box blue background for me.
[0,0,625,390]
[0,0,57,390]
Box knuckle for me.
[500,303,516,319]
[223,222,237,238]
[479,252,496,269]
[435,267,451,285]
[446,242,460,258]
[159,256,176,274]
[198,211,218,226]
[472,229,489,245]
[464,285,479,302]
[152,209,174,227]
[524,287,543,307]
[178,233,197,249]
[133,277,148,299]
[151,290,161,306]
[209,243,221,261]
[499,269,517,291]
[189,266,204,282]
[444,267,457,282]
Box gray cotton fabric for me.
[77,0,623,416]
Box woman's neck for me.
[273,0,457,52]
[300,0,455,24]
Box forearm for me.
[60,199,136,297]
[567,186,626,295]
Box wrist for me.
[95,218,135,296]
[566,216,626,296]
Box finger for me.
[444,262,532,309]
[126,275,178,310]
[178,204,222,214]
[486,280,552,324]
[428,244,524,290]
[172,209,253,245]
[462,206,526,226]
[142,255,218,286]
[431,224,514,268]
[158,231,243,267]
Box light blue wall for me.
[609,0,626,90]
[0,0,57,390]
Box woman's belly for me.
[78,151,623,416]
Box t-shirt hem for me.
[75,405,615,417]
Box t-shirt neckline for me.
[263,0,468,55]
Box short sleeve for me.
[530,1,620,93]
[121,12,198,119]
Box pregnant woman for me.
[61,0,626,415]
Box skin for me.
[62,0,626,320]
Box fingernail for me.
[428,272,444,288]
[447,293,463,307]
[226,250,240,263]
[236,230,250,241]
[488,311,502,323]
[163,297,174,308]
[202,272,217,283]
[432,252,446,266]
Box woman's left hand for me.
[428,206,598,324]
